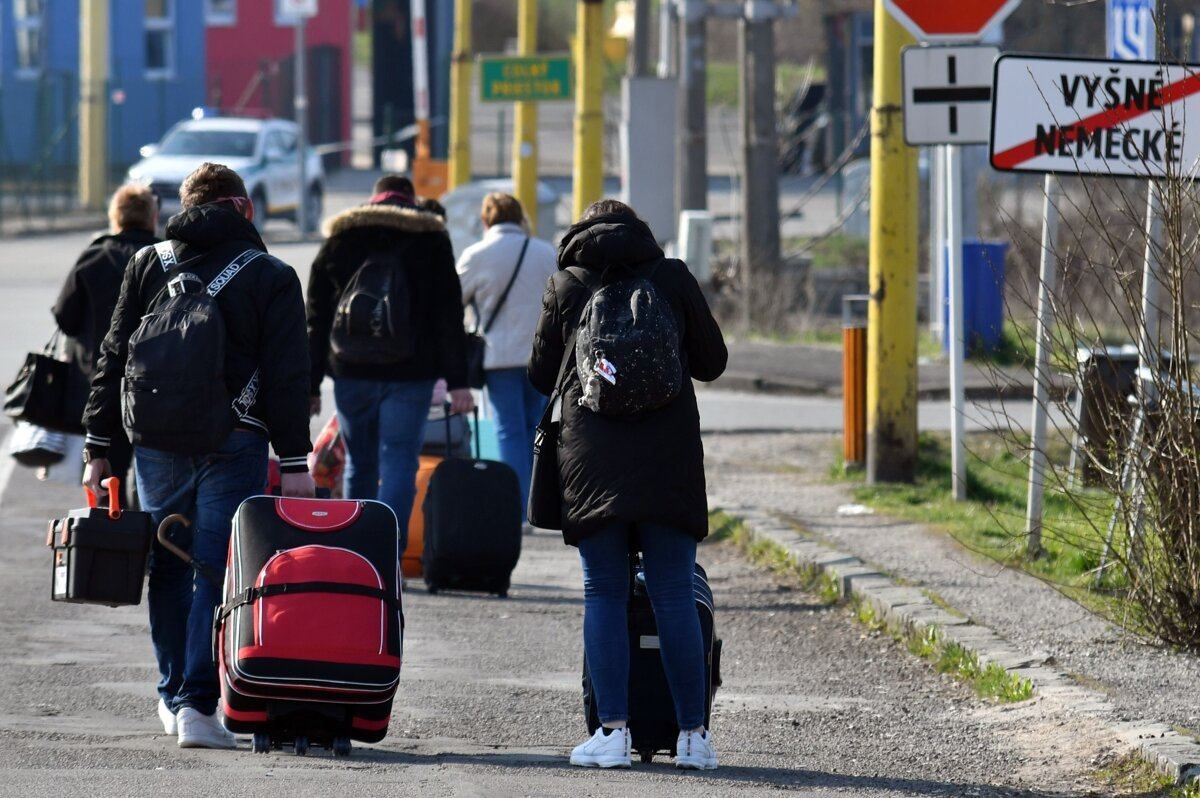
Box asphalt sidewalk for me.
[716,339,1069,401]
[704,430,1200,781]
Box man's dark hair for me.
[373,175,415,197]
[179,162,248,209]
[580,198,638,222]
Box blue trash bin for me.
[942,240,1008,356]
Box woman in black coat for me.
[528,200,727,770]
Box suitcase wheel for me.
[333,736,352,757]
[293,735,309,756]
[252,732,271,754]
[639,750,654,764]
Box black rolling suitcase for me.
[422,409,522,597]
[582,557,722,763]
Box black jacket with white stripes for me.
[83,203,312,472]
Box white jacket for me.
[457,223,559,371]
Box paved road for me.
[0,222,1110,797]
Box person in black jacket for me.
[528,200,727,771]
[53,184,159,502]
[307,175,473,548]
[81,163,314,750]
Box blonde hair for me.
[480,192,525,228]
[108,184,158,233]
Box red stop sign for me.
[884,0,1023,41]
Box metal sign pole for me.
[295,16,308,237]
[932,144,947,338]
[946,143,966,501]
[1024,173,1061,556]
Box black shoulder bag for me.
[464,236,530,389]
[527,267,598,530]
[4,329,78,434]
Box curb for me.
[1,214,106,239]
[716,501,1200,785]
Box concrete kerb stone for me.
[725,506,1200,786]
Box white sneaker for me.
[674,729,718,770]
[157,699,177,736]
[176,707,237,750]
[569,726,632,768]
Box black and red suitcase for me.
[216,496,403,756]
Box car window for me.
[158,129,258,157]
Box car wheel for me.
[252,189,268,235]
[303,184,323,233]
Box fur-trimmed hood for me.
[321,203,446,239]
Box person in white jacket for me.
[457,193,557,515]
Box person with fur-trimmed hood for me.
[306,175,474,546]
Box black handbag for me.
[5,330,79,434]
[465,236,531,389]
[527,328,580,530]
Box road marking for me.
[0,429,19,509]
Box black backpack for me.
[122,242,262,455]
[571,263,683,416]
[330,247,414,365]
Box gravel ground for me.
[0,465,1123,797]
[703,430,1200,739]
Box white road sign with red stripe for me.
[990,55,1200,178]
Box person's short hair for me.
[373,174,415,197]
[480,192,524,227]
[580,198,638,222]
[108,183,157,232]
[179,162,248,209]
[418,197,447,219]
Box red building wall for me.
[206,1,354,164]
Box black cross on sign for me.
[912,55,992,136]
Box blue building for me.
[0,0,205,179]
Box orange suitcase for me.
[402,456,441,578]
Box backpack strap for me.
[154,241,178,271]
[206,250,264,297]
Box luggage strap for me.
[218,581,400,623]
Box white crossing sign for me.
[990,55,1200,178]
[903,45,999,146]
[1108,0,1156,61]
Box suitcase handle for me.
[84,477,122,520]
[442,402,482,459]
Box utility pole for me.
[573,0,605,219]
[677,0,708,213]
[739,0,781,329]
[448,0,473,190]
[513,0,539,231]
[866,2,919,484]
[295,16,310,236]
[630,0,652,77]
[79,0,109,210]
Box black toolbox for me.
[47,478,153,607]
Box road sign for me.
[884,0,1023,42]
[1108,0,1156,61]
[990,56,1200,178]
[902,45,998,145]
[479,56,572,103]
[278,0,318,19]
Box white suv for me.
[127,116,324,232]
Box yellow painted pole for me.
[448,0,473,190]
[513,0,539,233]
[866,1,919,484]
[79,0,109,210]
[572,0,605,220]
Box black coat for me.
[306,203,469,393]
[527,214,728,545]
[53,228,159,421]
[84,204,312,470]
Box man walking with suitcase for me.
[306,175,473,549]
[81,163,315,749]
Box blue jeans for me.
[485,367,546,515]
[136,429,268,716]
[579,523,707,730]
[334,376,435,550]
